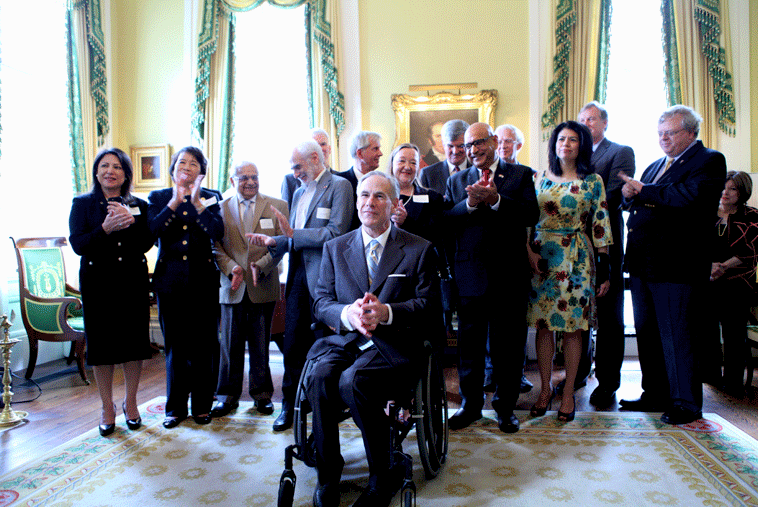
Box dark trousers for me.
[457,289,526,414]
[282,260,317,402]
[217,295,276,403]
[629,277,703,412]
[158,292,218,417]
[306,344,412,485]
[703,280,753,388]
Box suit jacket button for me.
[183,225,188,230]
[183,211,188,216]
[182,240,188,245]
[118,257,122,261]
[183,255,188,261]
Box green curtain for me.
[66,6,88,193]
[661,0,736,137]
[192,0,345,191]
[593,0,612,104]
[541,0,576,132]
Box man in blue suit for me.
[307,171,438,507]
[445,122,539,433]
[249,139,353,431]
[620,105,725,425]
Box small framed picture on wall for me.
[131,144,171,191]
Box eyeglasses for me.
[658,128,685,138]
[464,137,493,150]
[233,175,258,182]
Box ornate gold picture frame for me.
[391,90,498,165]
[131,144,171,191]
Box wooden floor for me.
[1,349,756,476]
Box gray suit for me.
[270,169,354,402]
[214,193,288,403]
[307,225,438,484]
[579,137,635,391]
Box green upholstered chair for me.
[12,237,89,384]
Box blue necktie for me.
[367,239,380,285]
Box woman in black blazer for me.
[69,148,154,436]
[147,146,224,428]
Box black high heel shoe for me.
[99,403,117,436]
[530,386,557,417]
[123,402,142,430]
[557,395,576,422]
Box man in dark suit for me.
[419,119,470,195]
[307,171,438,507]
[212,161,288,418]
[620,105,725,425]
[249,139,353,431]
[335,131,383,230]
[572,101,636,407]
[445,122,539,433]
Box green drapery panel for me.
[661,0,735,136]
[693,0,736,135]
[541,0,576,132]
[661,0,683,105]
[86,0,108,144]
[66,5,88,194]
[592,0,612,104]
[217,14,236,193]
[192,0,345,190]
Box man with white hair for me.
[249,139,353,431]
[212,162,289,418]
[336,130,383,230]
[494,124,525,165]
[281,128,335,209]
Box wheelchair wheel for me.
[277,470,296,507]
[415,351,448,478]
[293,361,317,468]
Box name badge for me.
[259,218,274,229]
[201,196,218,207]
[412,195,429,203]
[129,206,141,215]
[316,207,331,219]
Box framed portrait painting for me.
[391,90,497,166]
[131,144,171,191]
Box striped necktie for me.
[367,239,380,285]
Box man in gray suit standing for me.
[249,140,354,431]
[212,162,289,418]
[419,119,470,195]
[575,101,635,407]
[307,171,438,507]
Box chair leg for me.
[25,337,39,379]
[75,339,90,385]
[66,342,76,365]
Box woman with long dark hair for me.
[69,148,154,436]
[526,121,612,422]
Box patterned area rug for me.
[0,398,756,506]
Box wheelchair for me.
[277,339,448,507]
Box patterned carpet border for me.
[0,398,756,506]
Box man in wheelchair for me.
[307,171,439,507]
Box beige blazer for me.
[214,192,289,304]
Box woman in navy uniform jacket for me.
[69,148,154,436]
[147,146,224,428]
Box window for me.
[231,4,310,199]
[604,0,667,167]
[0,0,73,240]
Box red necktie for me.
[482,168,491,182]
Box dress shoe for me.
[99,403,117,436]
[497,412,520,433]
[273,401,294,431]
[122,402,142,430]
[661,407,702,425]
[557,395,576,422]
[447,408,482,430]
[210,401,239,418]
[619,395,667,412]
[193,414,212,425]
[254,398,274,415]
[589,386,617,408]
[520,375,534,393]
[312,481,340,507]
[162,416,185,429]
[353,468,404,507]
[556,377,587,394]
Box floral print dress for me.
[527,173,612,332]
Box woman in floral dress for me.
[527,121,612,422]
